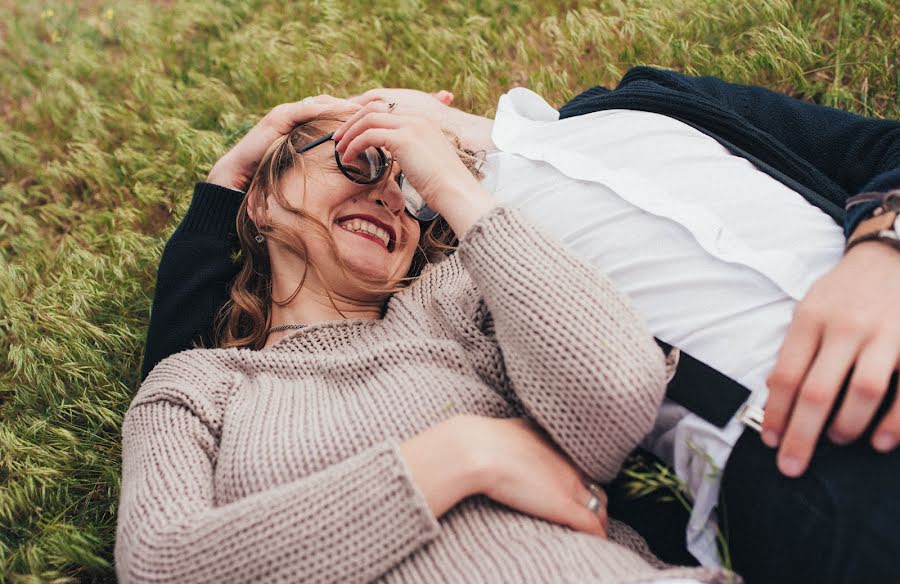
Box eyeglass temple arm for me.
[296,132,336,154]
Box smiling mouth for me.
[335,214,397,252]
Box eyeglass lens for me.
[335,146,439,222]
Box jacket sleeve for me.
[141,183,243,380]
[458,207,668,484]
[640,68,900,234]
[562,67,900,235]
[116,357,440,583]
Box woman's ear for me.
[246,192,269,227]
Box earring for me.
[255,233,265,243]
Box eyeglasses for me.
[297,132,439,222]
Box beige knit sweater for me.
[117,207,733,583]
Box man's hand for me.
[763,241,900,477]
[206,96,360,192]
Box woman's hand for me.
[400,415,607,537]
[206,96,361,192]
[350,88,496,153]
[332,101,496,237]
[350,88,456,121]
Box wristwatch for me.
[845,190,900,253]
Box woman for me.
[115,97,728,583]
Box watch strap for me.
[846,209,900,253]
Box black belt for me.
[657,340,752,428]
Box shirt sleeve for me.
[116,366,439,583]
[141,183,244,380]
[457,206,667,483]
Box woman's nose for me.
[369,171,406,215]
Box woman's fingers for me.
[333,100,393,142]
[432,90,454,105]
[480,418,608,537]
[572,485,609,537]
[337,118,407,166]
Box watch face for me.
[887,191,900,212]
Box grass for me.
[0,0,897,581]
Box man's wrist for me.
[844,238,900,266]
[845,190,900,255]
[206,157,247,193]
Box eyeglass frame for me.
[296,131,439,222]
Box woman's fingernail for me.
[873,433,897,452]
[761,430,779,448]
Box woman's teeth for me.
[339,219,391,249]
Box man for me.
[142,68,899,583]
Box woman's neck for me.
[264,277,383,348]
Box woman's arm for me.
[333,105,667,484]
[116,383,442,583]
[458,207,668,484]
[117,376,610,582]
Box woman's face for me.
[265,127,421,295]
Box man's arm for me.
[619,68,900,476]
[564,68,900,476]
[140,184,243,379]
[669,70,900,199]
[563,67,900,233]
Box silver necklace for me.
[268,323,308,333]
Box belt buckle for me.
[664,347,681,384]
[736,402,764,432]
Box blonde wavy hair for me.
[216,115,483,350]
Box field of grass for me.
[0,0,897,581]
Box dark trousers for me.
[721,429,900,583]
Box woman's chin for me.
[341,254,406,289]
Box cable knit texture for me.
[117,207,735,583]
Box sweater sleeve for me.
[141,183,244,380]
[457,207,667,483]
[115,366,440,583]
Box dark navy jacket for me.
[140,67,900,380]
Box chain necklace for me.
[268,323,309,333]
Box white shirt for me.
[483,88,845,565]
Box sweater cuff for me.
[175,182,245,237]
[457,205,542,265]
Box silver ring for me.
[300,97,315,105]
[585,483,606,515]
